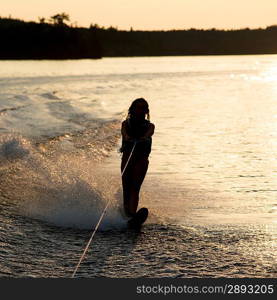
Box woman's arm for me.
[122,120,155,140]
[121,120,131,140]
[141,123,155,139]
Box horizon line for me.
[1,14,276,32]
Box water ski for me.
[128,207,148,229]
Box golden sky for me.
[2,0,277,30]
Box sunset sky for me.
[2,0,277,30]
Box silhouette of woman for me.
[120,98,155,218]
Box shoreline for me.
[1,52,277,60]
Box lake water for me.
[0,55,276,277]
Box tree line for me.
[0,14,102,59]
[1,14,277,59]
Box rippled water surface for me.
[0,56,276,277]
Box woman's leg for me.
[121,152,133,216]
[121,153,149,216]
[128,157,149,215]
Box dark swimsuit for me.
[120,118,152,159]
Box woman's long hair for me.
[127,98,150,121]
